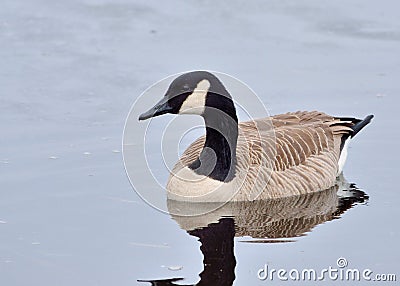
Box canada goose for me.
[139,71,373,202]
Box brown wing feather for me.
[174,111,355,199]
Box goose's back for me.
[169,111,354,200]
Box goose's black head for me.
[139,71,237,122]
[140,71,239,182]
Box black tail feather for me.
[337,115,374,151]
[350,115,374,138]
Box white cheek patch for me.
[179,79,210,115]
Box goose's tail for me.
[350,115,374,138]
[336,114,374,141]
[335,115,374,174]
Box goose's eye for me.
[182,84,190,92]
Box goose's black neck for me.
[188,94,238,182]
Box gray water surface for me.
[1,0,399,285]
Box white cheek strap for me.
[179,79,210,115]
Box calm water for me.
[1,0,399,285]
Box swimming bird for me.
[139,71,373,202]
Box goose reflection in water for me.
[138,176,368,286]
